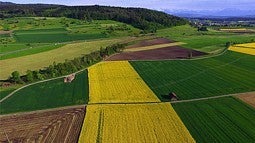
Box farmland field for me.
[0,44,64,60]
[228,42,255,55]
[130,51,255,101]
[172,97,255,143]
[0,106,85,143]
[79,103,194,143]
[157,25,255,53]
[88,61,160,103]
[124,42,185,52]
[0,70,88,114]
[0,38,123,79]
[14,28,108,43]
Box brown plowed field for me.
[107,46,207,61]
[0,106,85,143]
[236,92,255,108]
[126,38,175,49]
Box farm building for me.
[169,92,178,101]
[64,74,75,83]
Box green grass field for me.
[130,51,255,101]
[0,70,89,114]
[0,44,64,60]
[157,25,255,53]
[172,97,255,143]
[14,28,108,43]
[0,88,16,100]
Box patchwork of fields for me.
[1,16,255,143]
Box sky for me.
[2,0,255,11]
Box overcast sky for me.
[3,0,255,11]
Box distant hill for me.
[0,1,15,5]
[0,2,188,33]
[165,9,255,18]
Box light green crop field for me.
[130,51,255,101]
[157,25,255,53]
[0,38,126,79]
[0,70,89,114]
[172,97,255,143]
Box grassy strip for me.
[130,51,255,101]
[172,97,255,143]
[0,44,64,60]
[124,42,185,52]
[0,70,89,114]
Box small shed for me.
[169,92,178,101]
[64,74,75,83]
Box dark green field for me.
[130,51,255,101]
[172,97,255,143]
[0,70,89,114]
[14,28,108,43]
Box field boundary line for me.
[170,91,255,104]
[0,104,86,117]
[1,92,253,116]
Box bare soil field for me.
[236,92,255,108]
[0,30,13,35]
[126,38,175,49]
[0,106,85,143]
[107,46,207,61]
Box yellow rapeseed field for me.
[88,61,160,103]
[124,42,185,52]
[229,43,255,55]
[79,103,195,143]
[220,28,246,31]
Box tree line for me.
[0,3,188,33]
[9,44,126,84]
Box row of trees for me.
[0,4,188,33]
[9,44,125,84]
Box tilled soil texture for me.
[126,38,175,49]
[236,92,255,108]
[107,46,207,61]
[0,106,85,143]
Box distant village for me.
[189,17,255,27]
